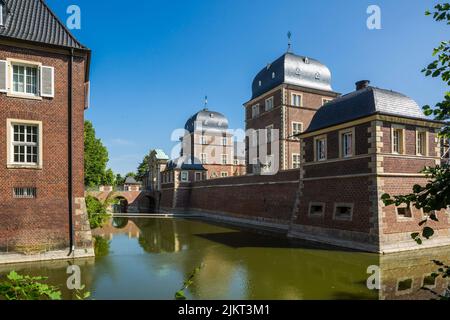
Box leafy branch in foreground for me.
[175,264,204,300]
[0,271,61,300]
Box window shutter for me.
[40,66,54,97]
[0,60,7,93]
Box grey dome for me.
[306,86,427,133]
[252,52,333,99]
[184,109,229,133]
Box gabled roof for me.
[124,176,140,185]
[0,0,87,50]
[306,86,430,133]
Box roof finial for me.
[287,31,292,52]
[204,95,208,110]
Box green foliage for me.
[0,271,61,300]
[84,120,109,187]
[102,168,115,186]
[136,155,150,182]
[115,174,125,186]
[175,264,204,300]
[93,235,111,257]
[85,195,110,229]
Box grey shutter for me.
[40,66,54,97]
[0,60,7,93]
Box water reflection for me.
[1,217,449,300]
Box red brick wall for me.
[0,44,88,251]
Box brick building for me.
[0,0,93,262]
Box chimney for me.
[355,80,370,91]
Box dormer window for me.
[272,72,275,79]
[0,2,4,26]
[258,80,262,87]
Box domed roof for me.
[252,52,333,99]
[184,109,229,133]
[306,86,428,133]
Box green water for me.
[1,217,449,300]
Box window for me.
[292,154,301,169]
[200,135,207,145]
[416,130,427,156]
[195,172,202,181]
[334,203,353,221]
[392,126,405,154]
[11,123,39,165]
[309,202,325,217]
[422,274,437,289]
[221,172,228,177]
[291,94,302,107]
[266,125,273,143]
[222,137,227,146]
[292,122,303,139]
[258,80,262,87]
[322,98,332,106]
[221,154,227,165]
[200,153,207,164]
[13,187,37,199]
[314,136,327,161]
[397,279,413,293]
[252,104,259,119]
[397,207,412,219]
[265,97,274,111]
[340,129,354,158]
[0,2,4,26]
[12,64,38,95]
[180,171,189,182]
[272,72,275,79]
[234,159,239,165]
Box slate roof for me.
[167,157,206,171]
[0,0,86,50]
[151,149,169,160]
[251,52,334,99]
[305,86,429,133]
[185,109,229,133]
[124,176,140,185]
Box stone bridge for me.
[85,190,161,213]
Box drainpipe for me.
[68,48,75,256]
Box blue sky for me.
[48,0,448,175]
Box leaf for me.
[175,290,186,300]
[415,238,423,245]
[422,227,435,239]
[419,219,428,226]
[411,232,420,239]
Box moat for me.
[1,217,449,300]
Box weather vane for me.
[287,31,292,52]
[204,95,208,108]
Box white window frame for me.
[396,205,414,221]
[221,154,228,165]
[416,129,428,156]
[233,159,239,165]
[200,153,207,164]
[391,124,405,154]
[195,172,202,181]
[291,93,302,107]
[0,3,4,26]
[333,203,354,221]
[222,136,227,146]
[339,128,355,158]
[292,153,301,169]
[314,135,327,162]
[200,135,207,145]
[7,119,43,169]
[308,202,325,217]
[292,122,303,139]
[220,172,228,178]
[11,62,39,97]
[265,96,274,111]
[252,104,260,119]
[180,171,189,182]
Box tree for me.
[102,168,115,186]
[136,154,150,182]
[115,173,125,186]
[84,120,109,187]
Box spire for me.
[203,95,208,110]
[287,31,292,53]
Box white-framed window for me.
[233,159,239,165]
[396,206,413,219]
[314,135,327,161]
[0,2,4,26]
[195,172,202,181]
[12,64,38,96]
[252,104,259,119]
[200,135,207,145]
[291,93,302,107]
[339,128,355,158]
[416,129,428,156]
[220,172,228,177]
[222,136,227,146]
[200,153,207,164]
[292,122,303,139]
[180,171,189,182]
[221,154,227,165]
[265,97,274,111]
[272,72,276,79]
[13,187,37,199]
[392,125,405,154]
[309,202,325,217]
[7,119,42,168]
[333,203,353,221]
[292,154,301,169]
[322,98,332,106]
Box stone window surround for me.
[333,203,354,221]
[220,171,228,177]
[313,134,327,162]
[180,171,189,182]
[4,58,45,101]
[338,127,356,158]
[292,153,301,169]
[265,96,274,112]
[415,128,429,156]
[290,92,303,107]
[251,103,260,119]
[395,205,414,222]
[292,122,303,140]
[391,124,406,155]
[6,118,43,169]
[194,171,202,181]
[308,202,326,217]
